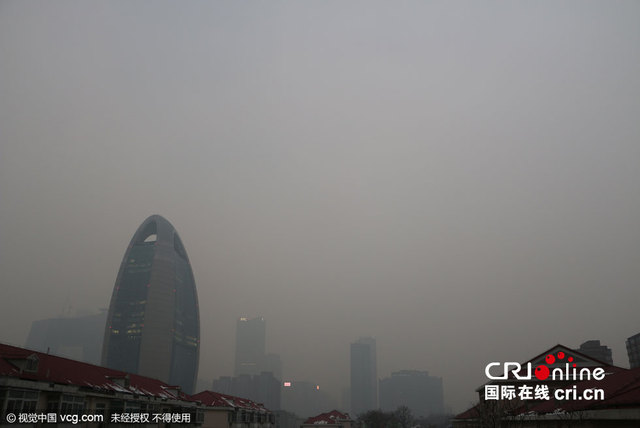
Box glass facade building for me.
[102,215,199,393]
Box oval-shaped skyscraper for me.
[102,215,199,393]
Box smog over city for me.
[1,1,639,422]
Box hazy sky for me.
[1,1,639,413]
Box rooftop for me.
[304,409,352,424]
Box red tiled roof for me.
[0,342,194,401]
[305,409,351,424]
[456,343,640,421]
[526,366,640,414]
[493,344,624,383]
[456,366,640,420]
[191,390,270,412]
[526,344,612,367]
[454,405,481,420]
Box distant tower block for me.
[351,337,377,416]
[235,317,266,376]
[102,215,200,393]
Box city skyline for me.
[1,1,639,413]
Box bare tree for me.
[394,406,414,428]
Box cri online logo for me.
[485,351,605,381]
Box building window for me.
[60,394,85,415]
[25,355,39,372]
[124,401,140,413]
[46,399,59,413]
[95,402,106,416]
[6,390,38,414]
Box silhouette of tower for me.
[234,317,266,376]
[102,215,199,393]
[350,337,377,416]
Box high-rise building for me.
[627,333,640,369]
[235,317,266,376]
[350,337,377,416]
[216,317,282,410]
[576,340,613,365]
[379,370,444,417]
[25,310,107,365]
[102,215,200,393]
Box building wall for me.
[25,311,107,365]
[235,318,266,377]
[264,354,282,381]
[201,409,230,428]
[281,381,332,418]
[577,340,613,365]
[0,377,203,427]
[379,370,444,417]
[213,372,281,411]
[350,337,377,416]
[627,333,640,369]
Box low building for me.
[274,410,304,428]
[0,342,203,426]
[301,410,354,428]
[192,390,274,428]
[0,342,274,427]
[454,344,640,427]
[379,369,444,417]
[212,371,280,411]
